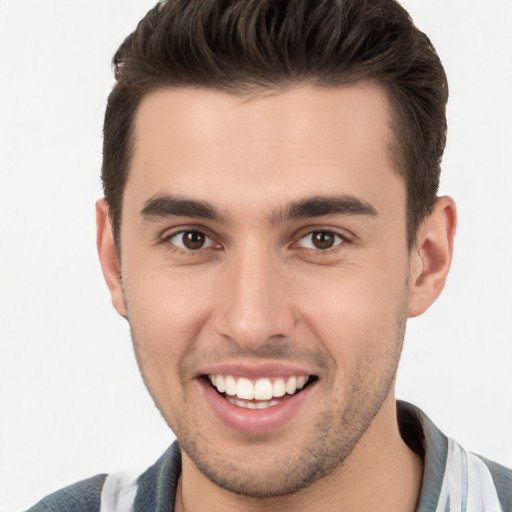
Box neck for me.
[176,397,423,512]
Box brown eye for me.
[182,231,205,250]
[169,230,216,251]
[311,231,335,249]
[297,230,344,250]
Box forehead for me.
[126,84,404,218]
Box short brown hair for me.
[102,0,448,248]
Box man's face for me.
[116,85,412,496]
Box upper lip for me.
[197,361,317,379]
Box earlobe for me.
[96,199,127,319]
[407,196,457,318]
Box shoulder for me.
[397,401,512,512]
[473,454,512,511]
[26,473,108,512]
[26,442,182,512]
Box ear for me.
[96,199,127,319]
[407,196,457,318]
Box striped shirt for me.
[28,401,512,511]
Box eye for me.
[296,230,345,250]
[167,230,217,251]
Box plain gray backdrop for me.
[1,1,511,510]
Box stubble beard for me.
[176,327,405,498]
[126,287,409,498]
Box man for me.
[28,0,511,511]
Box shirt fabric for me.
[28,401,512,512]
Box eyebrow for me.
[271,195,378,224]
[141,194,228,223]
[140,193,378,224]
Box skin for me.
[97,84,456,511]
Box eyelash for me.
[161,228,351,255]
[162,229,220,255]
[293,229,349,253]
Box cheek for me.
[122,265,216,373]
[291,260,409,356]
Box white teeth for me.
[208,374,311,401]
[237,378,254,400]
[226,396,279,409]
[254,379,273,400]
[272,378,286,398]
[225,376,237,396]
[215,375,225,393]
[285,376,297,395]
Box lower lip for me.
[200,378,316,435]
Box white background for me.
[0,1,511,510]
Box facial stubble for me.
[124,280,409,499]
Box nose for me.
[213,244,296,351]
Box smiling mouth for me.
[205,374,317,409]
